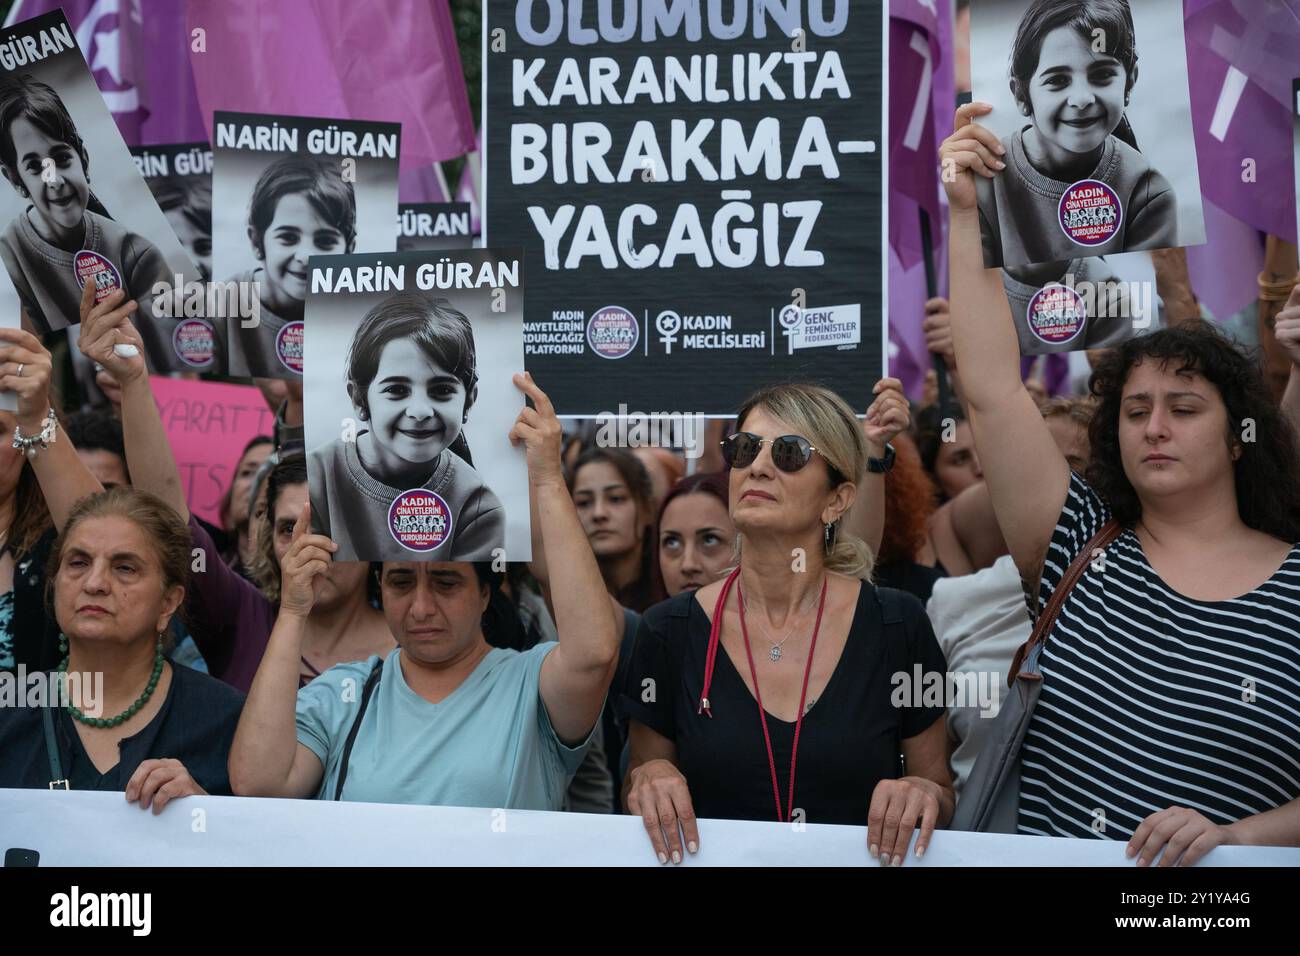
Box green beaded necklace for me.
[58,634,165,729]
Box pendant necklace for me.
[739,576,825,663]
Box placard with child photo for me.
[0,10,206,373]
[969,0,1206,270]
[302,248,530,563]
[211,110,401,379]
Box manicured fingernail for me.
[671,851,681,864]
[892,855,902,867]
[687,841,698,854]
[1125,846,1135,858]
[995,160,1006,169]
[996,144,1006,155]
[869,843,879,859]
[915,846,925,859]
[657,852,667,864]
[1136,858,1147,867]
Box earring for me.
[823,521,838,555]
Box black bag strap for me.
[42,704,69,790]
[333,657,385,801]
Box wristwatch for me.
[867,443,896,474]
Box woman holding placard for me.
[941,100,1300,864]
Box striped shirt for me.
[1017,473,1300,839]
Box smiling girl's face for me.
[1021,26,1129,166]
[361,337,467,465]
[253,192,349,310]
[6,116,88,243]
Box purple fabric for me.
[399,166,452,204]
[187,516,274,694]
[1185,199,1266,320]
[4,0,172,145]
[456,129,483,235]
[889,0,943,269]
[1020,353,1071,398]
[185,0,476,169]
[888,0,957,397]
[1184,0,1300,243]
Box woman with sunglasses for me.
[619,381,955,865]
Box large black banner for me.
[484,1,886,416]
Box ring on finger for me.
[16,363,23,378]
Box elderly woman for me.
[942,101,1300,864]
[0,488,244,803]
[619,382,953,865]
[228,373,622,808]
[0,284,243,805]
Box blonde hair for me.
[733,383,874,579]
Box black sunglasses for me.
[721,431,822,474]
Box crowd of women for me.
[0,98,1298,867]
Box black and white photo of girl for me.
[132,142,214,281]
[970,0,1205,269]
[211,111,401,380]
[303,250,530,563]
[225,155,356,378]
[0,11,203,372]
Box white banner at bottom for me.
[2,789,1296,866]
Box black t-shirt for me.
[617,582,947,825]
[0,659,244,793]
[873,559,945,605]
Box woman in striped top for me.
[941,102,1300,866]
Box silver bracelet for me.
[12,407,57,460]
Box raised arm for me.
[228,503,331,798]
[0,325,100,530]
[844,377,910,559]
[512,372,621,746]
[1274,285,1300,447]
[76,283,189,521]
[941,103,1069,587]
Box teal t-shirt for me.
[295,643,591,809]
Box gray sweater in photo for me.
[308,434,505,562]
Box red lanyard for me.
[697,567,828,823]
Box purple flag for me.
[889,0,944,269]
[186,0,476,169]
[1184,0,1300,242]
[2,0,187,146]
[888,0,957,398]
[399,166,452,205]
[1185,199,1266,321]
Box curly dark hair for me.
[1086,322,1300,540]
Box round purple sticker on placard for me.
[276,321,304,374]
[1026,283,1087,346]
[73,250,122,304]
[1058,179,1122,246]
[388,489,453,552]
[172,318,215,368]
[586,306,639,359]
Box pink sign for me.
[150,376,277,526]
